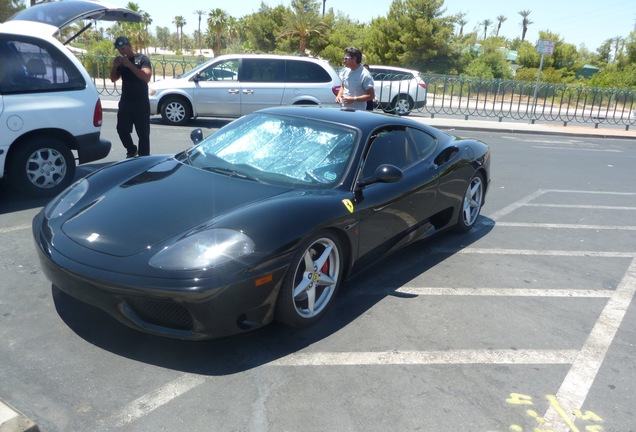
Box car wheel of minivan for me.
[8,135,76,198]
[389,94,414,116]
[161,96,192,126]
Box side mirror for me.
[358,164,403,187]
[192,72,201,83]
[190,128,203,145]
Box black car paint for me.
[33,107,490,339]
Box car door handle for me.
[243,89,254,95]
[228,89,240,94]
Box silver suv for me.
[0,1,140,197]
[149,54,341,125]
[368,65,427,116]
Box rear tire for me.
[160,96,192,126]
[390,94,413,116]
[7,136,76,198]
[455,172,485,233]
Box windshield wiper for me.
[205,166,261,182]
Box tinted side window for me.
[407,127,437,160]
[0,36,85,94]
[241,59,285,83]
[363,129,416,177]
[286,60,331,83]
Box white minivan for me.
[0,1,141,198]
[149,54,341,125]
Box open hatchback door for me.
[6,0,142,44]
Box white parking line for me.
[0,225,30,234]
[497,222,636,231]
[543,257,636,431]
[111,374,207,427]
[268,349,580,366]
[532,146,622,152]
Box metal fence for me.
[82,54,636,130]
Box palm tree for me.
[518,10,533,42]
[207,8,229,56]
[480,19,493,39]
[173,15,186,51]
[455,12,467,37]
[279,0,326,54]
[322,0,326,17]
[194,10,205,53]
[495,15,506,37]
[613,36,624,61]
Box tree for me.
[480,19,492,39]
[155,26,170,49]
[194,10,205,52]
[0,0,25,22]
[173,15,186,52]
[241,4,286,53]
[207,8,229,55]
[367,0,456,74]
[456,16,468,37]
[279,0,327,54]
[495,15,506,37]
[518,10,532,42]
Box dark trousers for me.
[117,101,150,156]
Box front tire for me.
[160,96,192,126]
[7,136,76,198]
[455,172,485,233]
[275,231,343,328]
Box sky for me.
[128,0,636,51]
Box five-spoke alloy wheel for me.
[276,231,343,327]
[455,172,485,232]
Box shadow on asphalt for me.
[0,162,115,214]
[51,219,494,376]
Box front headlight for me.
[149,228,255,270]
[44,178,89,219]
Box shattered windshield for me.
[181,113,358,188]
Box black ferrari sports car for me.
[33,106,490,340]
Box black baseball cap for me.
[114,36,130,49]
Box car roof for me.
[369,65,419,74]
[256,106,440,134]
[5,0,141,38]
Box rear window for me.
[0,36,85,94]
[286,60,331,83]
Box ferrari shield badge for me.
[342,199,354,213]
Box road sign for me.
[537,39,555,55]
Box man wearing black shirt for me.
[110,36,152,158]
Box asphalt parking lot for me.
[1,117,635,431]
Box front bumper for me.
[32,214,287,340]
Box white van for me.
[0,1,141,198]
[149,54,342,125]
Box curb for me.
[0,401,39,432]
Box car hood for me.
[61,159,291,257]
[7,0,141,40]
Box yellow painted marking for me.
[506,393,534,405]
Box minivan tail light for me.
[418,82,427,89]
[332,85,341,96]
[93,99,103,127]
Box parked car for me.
[368,65,427,116]
[33,106,490,340]
[149,54,341,125]
[0,1,141,198]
